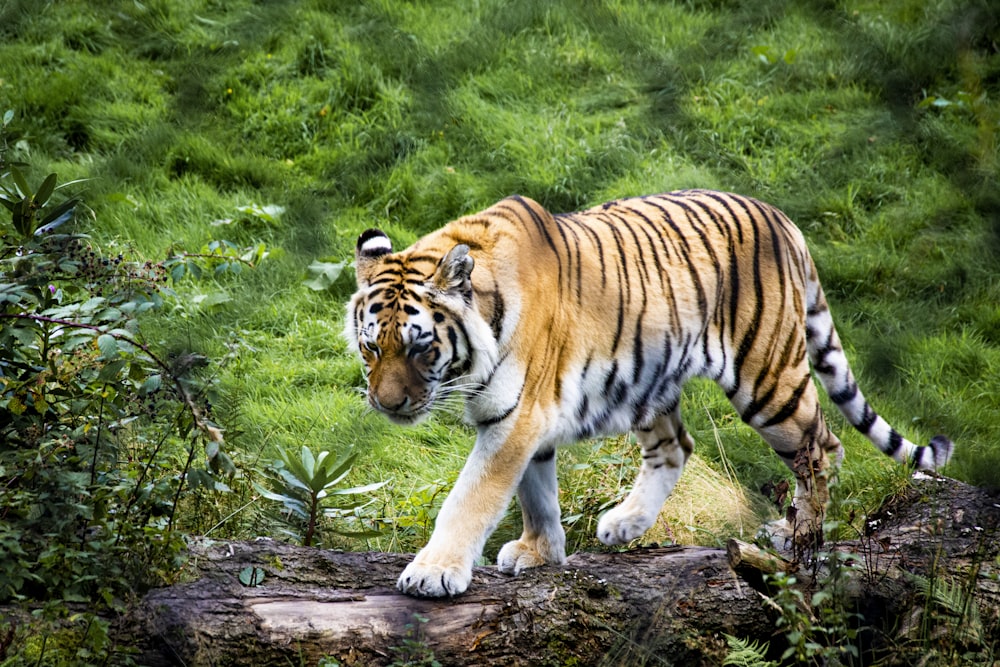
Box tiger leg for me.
[742,380,844,546]
[497,448,567,575]
[397,414,542,597]
[597,407,694,545]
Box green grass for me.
[2,0,998,559]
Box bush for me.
[0,112,235,662]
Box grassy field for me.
[2,0,998,564]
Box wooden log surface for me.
[136,475,1000,666]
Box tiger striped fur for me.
[345,190,953,598]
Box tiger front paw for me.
[497,537,566,575]
[397,558,472,598]
[597,505,654,545]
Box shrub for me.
[0,112,234,662]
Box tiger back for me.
[345,190,953,598]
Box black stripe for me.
[761,374,812,427]
[856,405,877,433]
[489,289,505,339]
[555,216,585,306]
[597,215,632,353]
[732,205,764,382]
[553,216,576,299]
[812,334,838,374]
[829,383,858,405]
[357,229,391,255]
[697,190,746,244]
[531,448,555,463]
[477,393,521,427]
[648,198,710,318]
[508,195,559,255]
[886,430,904,456]
[742,381,777,424]
[627,205,670,293]
[569,215,608,289]
[482,350,511,388]
[603,361,619,395]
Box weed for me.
[722,634,777,667]
[388,614,442,667]
[255,446,386,547]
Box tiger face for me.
[345,229,492,425]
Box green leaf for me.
[186,468,216,491]
[97,359,126,382]
[2,110,13,127]
[299,446,317,481]
[10,166,31,199]
[235,203,284,223]
[211,450,237,476]
[303,260,349,291]
[811,590,831,607]
[9,324,38,348]
[751,45,775,65]
[34,173,57,207]
[241,242,268,265]
[329,527,384,539]
[97,334,118,360]
[322,497,369,511]
[327,479,388,496]
[252,482,297,504]
[238,566,265,587]
[170,262,187,282]
[12,199,30,237]
[36,197,78,234]
[276,468,313,494]
[326,456,358,491]
[196,291,232,308]
[275,449,310,488]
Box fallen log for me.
[136,475,1000,666]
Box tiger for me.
[344,190,953,598]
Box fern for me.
[722,634,778,667]
[911,573,985,646]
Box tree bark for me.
[136,475,1000,666]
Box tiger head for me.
[344,229,494,425]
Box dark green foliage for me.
[0,174,178,603]
[0,117,244,663]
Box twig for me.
[0,312,222,444]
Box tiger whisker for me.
[439,386,487,400]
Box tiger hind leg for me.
[597,408,694,546]
[743,383,844,548]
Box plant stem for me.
[0,312,220,444]
[304,494,318,547]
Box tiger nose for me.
[371,391,410,413]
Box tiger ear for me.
[430,244,474,297]
[355,229,393,287]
